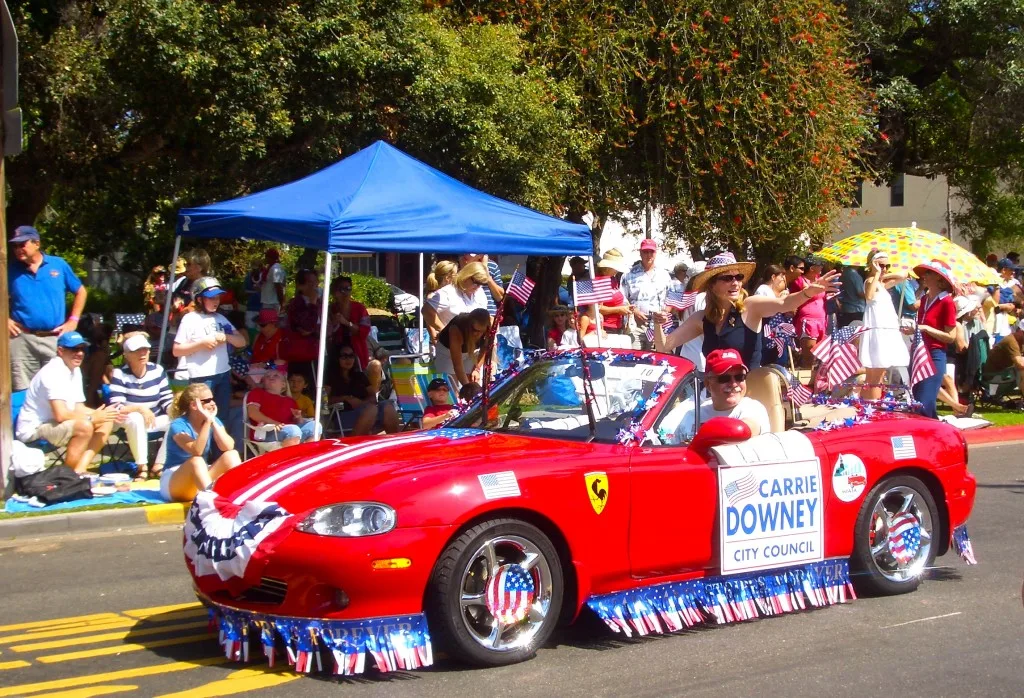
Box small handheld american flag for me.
[787,379,813,406]
[664,290,697,312]
[505,268,535,306]
[646,318,677,343]
[812,325,867,387]
[574,276,615,305]
[908,331,936,389]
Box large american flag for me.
[908,331,936,389]
[505,268,535,306]
[485,564,536,624]
[811,325,867,387]
[723,472,758,506]
[574,276,615,305]
[665,290,698,312]
[887,512,921,565]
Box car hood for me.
[212,428,585,516]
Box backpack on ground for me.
[15,465,93,505]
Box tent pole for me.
[313,252,333,441]
[156,235,182,366]
[418,253,425,356]
[588,256,602,349]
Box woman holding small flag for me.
[903,259,959,418]
[582,250,631,337]
[653,252,840,370]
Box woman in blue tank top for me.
[654,252,840,370]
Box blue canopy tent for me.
[160,140,594,436]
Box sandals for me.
[149,465,164,480]
[134,466,149,482]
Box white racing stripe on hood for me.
[231,445,356,505]
[251,433,436,504]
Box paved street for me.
[1,443,1021,697]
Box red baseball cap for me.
[705,348,747,376]
[639,239,658,252]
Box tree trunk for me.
[5,154,55,229]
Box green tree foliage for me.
[845,0,1024,251]
[459,0,872,261]
[9,0,589,272]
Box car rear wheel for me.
[427,518,563,667]
[851,476,939,596]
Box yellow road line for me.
[0,615,123,634]
[123,602,202,619]
[32,686,136,698]
[0,621,135,644]
[138,609,208,623]
[154,667,301,698]
[37,633,214,664]
[0,660,31,670]
[13,620,211,652]
[0,656,228,697]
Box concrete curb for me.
[963,424,1024,446]
[0,502,187,537]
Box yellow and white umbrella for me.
[819,226,999,285]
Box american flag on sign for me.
[891,435,916,459]
[505,268,535,305]
[787,379,813,407]
[574,276,615,305]
[723,472,759,505]
[646,318,677,343]
[665,290,698,312]
[486,564,536,624]
[887,512,921,565]
[908,331,936,389]
[811,325,867,387]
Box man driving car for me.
[670,348,770,443]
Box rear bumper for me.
[945,468,976,530]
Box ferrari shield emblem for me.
[585,472,608,515]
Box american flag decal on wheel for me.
[485,564,536,624]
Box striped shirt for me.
[484,259,502,316]
[109,362,173,415]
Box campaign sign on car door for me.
[718,459,824,575]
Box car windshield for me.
[449,354,679,443]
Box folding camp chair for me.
[11,391,68,466]
[387,359,457,429]
[241,391,284,461]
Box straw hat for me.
[913,258,957,290]
[596,248,629,274]
[689,252,756,292]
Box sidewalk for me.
[0,501,188,536]
[962,423,1024,446]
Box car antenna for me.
[570,275,598,439]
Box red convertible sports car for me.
[185,349,977,675]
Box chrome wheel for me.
[458,534,554,652]
[865,484,933,583]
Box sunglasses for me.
[878,263,891,270]
[339,353,356,359]
[715,274,745,283]
[200,397,216,405]
[714,371,747,384]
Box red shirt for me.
[247,388,299,438]
[917,292,956,351]
[329,300,371,368]
[423,404,453,418]
[252,329,283,363]
[601,287,626,331]
[547,328,564,346]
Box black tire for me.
[426,518,563,667]
[851,475,939,596]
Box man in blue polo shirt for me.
[7,225,89,391]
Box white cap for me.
[123,334,152,352]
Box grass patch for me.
[938,401,1024,427]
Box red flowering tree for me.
[456,0,873,262]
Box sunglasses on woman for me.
[200,397,216,405]
[714,371,747,384]
[715,274,745,283]
[878,263,891,270]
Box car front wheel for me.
[851,475,939,596]
[427,518,563,667]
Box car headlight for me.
[296,503,396,537]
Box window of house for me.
[890,174,905,207]
[336,255,378,276]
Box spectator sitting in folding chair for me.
[246,366,317,448]
[327,345,400,436]
[108,332,173,480]
[421,378,460,429]
[15,331,119,474]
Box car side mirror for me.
[690,417,751,458]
